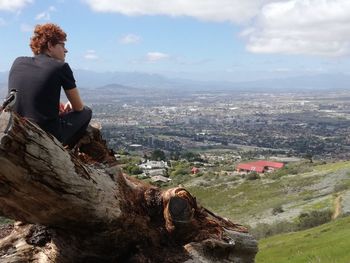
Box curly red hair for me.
[30,23,67,55]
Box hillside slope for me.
[185,161,350,226]
[256,216,350,263]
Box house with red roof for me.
[191,167,200,174]
[236,160,284,174]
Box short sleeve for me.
[60,63,76,90]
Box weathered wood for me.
[0,111,122,227]
[0,111,258,262]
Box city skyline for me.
[1,0,350,82]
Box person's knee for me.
[83,106,92,122]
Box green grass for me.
[303,196,334,211]
[313,160,350,172]
[185,160,350,222]
[256,216,350,263]
[187,173,320,221]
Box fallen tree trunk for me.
[0,111,258,263]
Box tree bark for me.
[0,111,258,263]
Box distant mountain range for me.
[61,70,350,92]
[1,70,350,93]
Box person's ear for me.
[47,41,54,50]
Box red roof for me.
[252,161,284,169]
[191,167,200,174]
[236,161,284,173]
[236,163,265,173]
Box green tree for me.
[182,151,203,162]
[151,149,166,161]
[125,165,143,175]
[169,150,180,161]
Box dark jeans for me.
[60,106,92,147]
[40,106,92,147]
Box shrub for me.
[250,209,334,240]
[125,165,143,175]
[297,209,332,230]
[246,172,260,180]
[272,205,284,215]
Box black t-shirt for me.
[8,54,76,137]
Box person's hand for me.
[59,102,65,115]
[63,102,72,112]
[59,101,73,115]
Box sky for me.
[1,0,350,82]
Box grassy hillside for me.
[256,216,350,263]
[185,160,350,226]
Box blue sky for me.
[1,0,350,82]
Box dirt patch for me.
[332,195,342,219]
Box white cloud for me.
[20,23,33,32]
[119,34,142,44]
[35,12,50,20]
[0,0,32,11]
[35,6,56,20]
[83,0,268,23]
[243,0,350,56]
[84,50,99,60]
[146,52,169,62]
[83,0,350,57]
